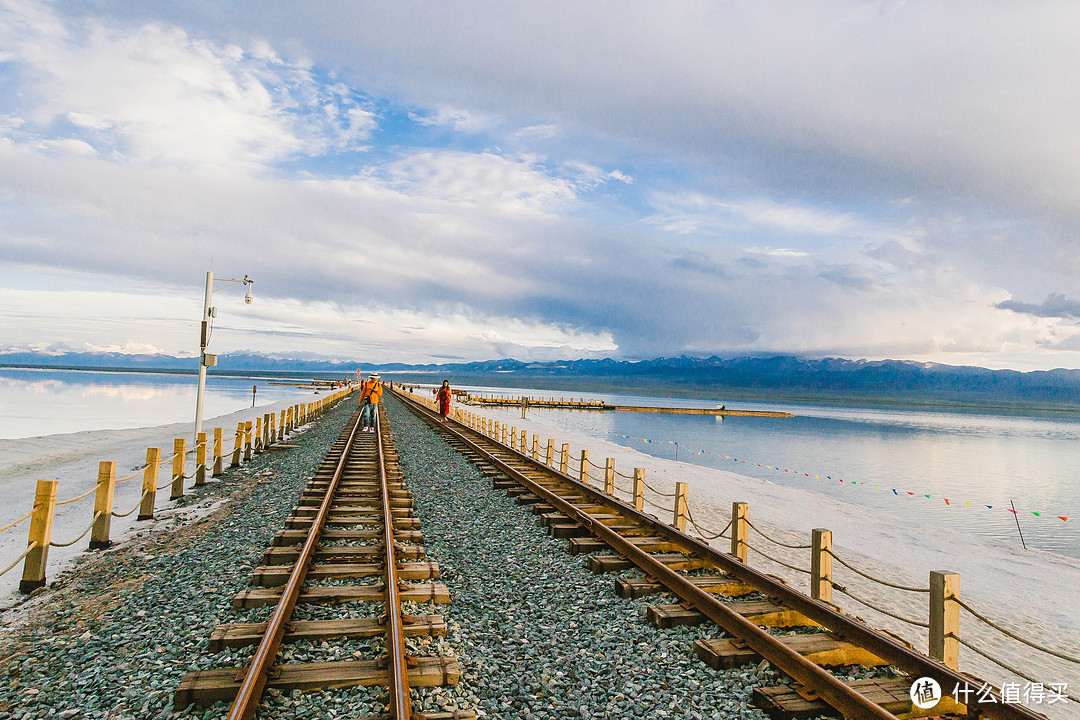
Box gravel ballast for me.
[386,396,777,720]
[0,397,390,720]
[1,393,786,719]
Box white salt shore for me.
[0,394,1076,718]
[458,402,1079,719]
[0,394,322,603]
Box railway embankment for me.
[0,400,362,719]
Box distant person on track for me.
[359,372,382,432]
[435,380,452,422]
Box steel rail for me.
[394,389,1046,720]
[376,410,412,718]
[226,408,364,720]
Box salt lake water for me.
[467,385,1080,560]
[2,369,1078,559]
[0,367,341,439]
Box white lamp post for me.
[194,270,254,441]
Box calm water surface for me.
[0,367,336,439]
[465,385,1080,559]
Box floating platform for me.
[466,395,793,417]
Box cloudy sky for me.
[3,1,1080,369]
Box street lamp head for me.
[245,282,254,304]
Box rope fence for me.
[745,518,812,549]
[111,492,148,519]
[685,504,731,540]
[641,495,672,515]
[54,485,97,507]
[826,548,930,593]
[688,515,730,541]
[746,542,811,575]
[957,636,1080,703]
[0,511,33,536]
[831,582,929,628]
[48,512,103,548]
[954,597,1080,665]
[0,386,353,593]
[0,543,38,578]
[641,477,677,498]
[114,467,144,484]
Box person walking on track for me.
[435,380,452,422]
[359,372,382,432]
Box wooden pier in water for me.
[466,394,793,418]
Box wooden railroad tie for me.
[175,656,460,709]
[232,582,451,608]
[753,676,966,719]
[694,632,888,670]
[251,560,440,587]
[207,615,446,651]
[262,544,426,566]
[646,599,820,629]
[587,553,709,573]
[272,527,424,545]
[567,536,685,555]
[615,574,755,600]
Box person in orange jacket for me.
[358,372,382,432]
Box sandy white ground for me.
[0,392,324,603]
[448,397,1079,719]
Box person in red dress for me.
[435,380,452,421]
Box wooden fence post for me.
[633,469,644,510]
[605,459,615,495]
[494,421,500,442]
[231,422,244,468]
[929,571,960,670]
[520,430,527,452]
[90,461,117,550]
[579,450,590,484]
[559,443,569,474]
[731,502,748,562]
[212,428,224,477]
[672,482,688,532]
[139,448,161,520]
[243,422,253,461]
[501,424,508,446]
[532,434,539,460]
[254,416,263,453]
[171,438,186,500]
[195,432,207,486]
[263,413,272,447]
[279,409,286,440]
[811,528,833,603]
[19,480,58,592]
[546,439,554,466]
[510,426,517,450]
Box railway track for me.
[392,387,1047,720]
[173,404,470,719]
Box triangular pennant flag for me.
[1059,516,1068,521]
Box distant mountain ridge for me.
[3,350,1079,410]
